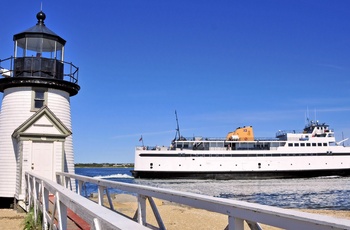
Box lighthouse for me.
[0,11,80,206]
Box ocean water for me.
[75,167,350,210]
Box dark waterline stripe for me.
[139,152,350,157]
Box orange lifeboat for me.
[226,126,254,141]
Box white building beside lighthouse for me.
[0,11,80,206]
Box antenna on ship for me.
[305,106,310,126]
[175,110,181,140]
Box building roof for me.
[13,11,66,45]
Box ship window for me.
[294,143,299,147]
[31,88,47,111]
[318,143,322,146]
[323,143,327,146]
[312,143,316,146]
[288,143,293,147]
[301,143,305,147]
[306,143,311,146]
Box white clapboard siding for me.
[0,87,33,197]
[47,89,75,176]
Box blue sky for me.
[1,1,350,163]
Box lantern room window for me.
[15,37,64,60]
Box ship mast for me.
[175,110,181,140]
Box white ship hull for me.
[133,121,350,179]
[133,148,350,179]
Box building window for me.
[32,88,47,110]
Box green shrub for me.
[22,207,42,230]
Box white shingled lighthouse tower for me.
[0,11,80,206]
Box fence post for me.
[77,180,84,195]
[228,215,244,230]
[42,183,49,229]
[137,194,147,226]
[32,176,38,221]
[148,197,165,230]
[56,192,68,230]
[97,186,105,205]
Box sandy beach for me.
[107,194,350,230]
[0,208,26,230]
[2,194,350,230]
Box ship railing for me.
[175,137,281,143]
[54,171,350,230]
[0,56,78,84]
[254,137,280,142]
[136,146,168,151]
[276,129,304,137]
[179,137,226,141]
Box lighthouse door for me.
[31,141,54,180]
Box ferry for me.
[132,120,350,179]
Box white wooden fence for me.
[25,171,350,230]
[25,172,149,230]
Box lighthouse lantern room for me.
[0,11,80,207]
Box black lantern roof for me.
[13,11,66,48]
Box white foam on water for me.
[93,174,134,179]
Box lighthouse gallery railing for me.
[0,56,78,84]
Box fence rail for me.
[24,172,149,230]
[23,171,350,230]
[55,172,350,230]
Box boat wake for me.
[315,175,343,179]
[93,174,134,179]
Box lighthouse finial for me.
[36,10,46,25]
